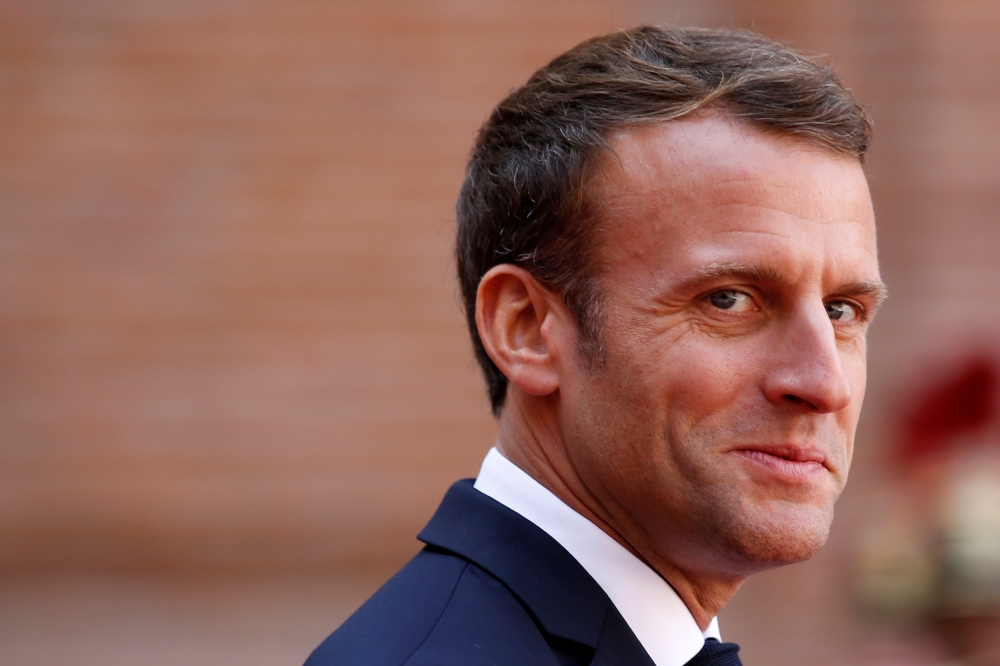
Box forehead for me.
[591,113,878,289]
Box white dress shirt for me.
[474,447,721,666]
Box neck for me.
[495,389,746,631]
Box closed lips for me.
[733,446,828,476]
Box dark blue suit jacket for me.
[305,479,656,666]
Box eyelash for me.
[706,289,869,323]
[705,289,757,312]
[826,299,869,324]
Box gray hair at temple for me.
[455,25,873,415]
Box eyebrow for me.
[679,261,889,308]
[685,262,784,286]
[836,278,889,311]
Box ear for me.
[475,265,572,398]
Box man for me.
[307,25,885,666]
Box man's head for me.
[458,26,884,611]
[456,25,872,415]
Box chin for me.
[714,501,834,573]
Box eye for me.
[826,301,859,322]
[708,290,754,312]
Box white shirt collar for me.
[474,447,720,666]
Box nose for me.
[762,304,854,414]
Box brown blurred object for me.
[4,1,1000,665]
[857,356,1000,665]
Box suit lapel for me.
[418,480,655,664]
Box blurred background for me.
[2,1,1000,664]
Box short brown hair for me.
[455,25,872,415]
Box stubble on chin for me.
[692,488,836,574]
[670,416,848,573]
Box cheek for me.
[839,346,869,422]
[646,338,764,432]
[850,349,868,405]
[839,356,868,464]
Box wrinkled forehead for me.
[584,113,877,276]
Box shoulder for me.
[304,547,561,666]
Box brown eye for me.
[826,301,858,322]
[709,290,753,311]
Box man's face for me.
[557,113,883,576]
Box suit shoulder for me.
[305,548,468,666]
[404,564,559,666]
[304,548,559,666]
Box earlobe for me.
[475,265,565,397]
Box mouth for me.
[731,445,829,481]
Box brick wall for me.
[0,0,622,570]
